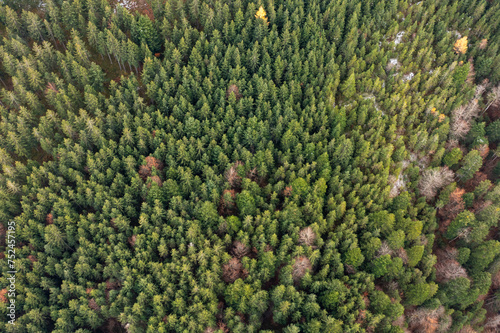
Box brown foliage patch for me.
[222,257,247,283]
[145,156,163,170]
[492,270,500,290]
[46,82,59,94]
[147,175,163,188]
[226,84,242,100]
[217,321,230,333]
[114,0,155,20]
[283,186,292,197]
[128,235,137,247]
[464,172,488,193]
[439,188,466,220]
[139,156,163,180]
[479,39,488,50]
[0,225,4,247]
[46,213,54,225]
[98,317,126,333]
[292,256,312,282]
[219,189,237,216]
[230,241,250,259]
[28,255,37,263]
[88,298,100,311]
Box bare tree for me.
[435,259,468,282]
[376,241,393,257]
[408,306,451,333]
[450,99,481,139]
[292,256,312,282]
[485,315,500,329]
[225,161,243,188]
[483,84,500,114]
[298,227,316,246]
[419,167,454,199]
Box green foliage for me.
[131,15,161,52]
[369,211,395,235]
[452,62,470,87]
[344,246,364,267]
[443,148,463,167]
[468,240,500,273]
[446,211,476,240]
[0,0,499,331]
[407,245,424,267]
[372,254,392,278]
[486,120,500,143]
[405,282,437,306]
[227,216,242,233]
[236,190,256,217]
[457,150,483,181]
[387,230,405,250]
[457,248,471,265]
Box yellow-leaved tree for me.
[255,6,268,25]
[454,36,468,54]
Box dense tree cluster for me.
[0,0,499,332]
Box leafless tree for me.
[292,256,312,282]
[376,241,393,257]
[450,100,480,139]
[419,167,454,199]
[435,259,468,282]
[408,306,450,333]
[225,161,243,188]
[298,227,316,246]
[485,315,500,329]
[483,84,500,114]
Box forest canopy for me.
[1,0,500,332]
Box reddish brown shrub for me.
[0,289,7,303]
[46,213,54,225]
